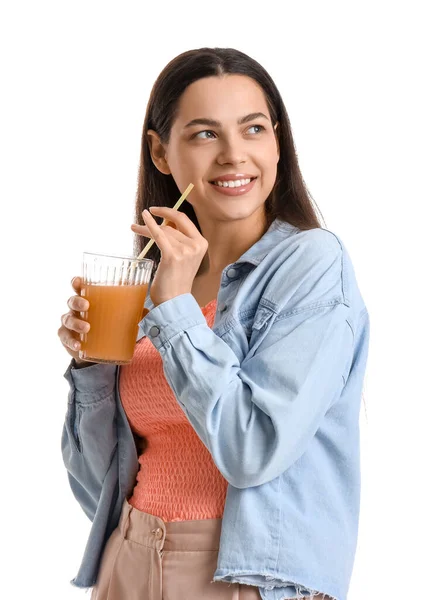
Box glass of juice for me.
[78,252,154,365]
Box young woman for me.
[59,47,370,600]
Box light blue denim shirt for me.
[62,218,370,600]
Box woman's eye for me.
[247,125,265,135]
[193,125,264,140]
[194,130,216,140]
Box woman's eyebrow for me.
[183,112,270,129]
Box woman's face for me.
[150,75,280,224]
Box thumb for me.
[71,276,82,294]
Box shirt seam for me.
[322,228,348,305]
[74,388,116,405]
[156,322,205,349]
[275,297,348,321]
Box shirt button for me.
[149,325,160,338]
[152,527,163,539]
[226,268,237,278]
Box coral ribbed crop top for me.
[119,299,228,522]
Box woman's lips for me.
[209,177,257,197]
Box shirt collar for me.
[233,218,299,268]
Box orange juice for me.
[79,283,149,364]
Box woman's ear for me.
[147,130,171,175]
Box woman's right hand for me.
[58,276,91,364]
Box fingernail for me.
[73,342,80,350]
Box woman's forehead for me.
[174,75,270,126]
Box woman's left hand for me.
[131,207,208,307]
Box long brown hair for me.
[134,47,325,266]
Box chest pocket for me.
[247,305,278,357]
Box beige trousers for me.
[90,499,263,600]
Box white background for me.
[1,1,430,598]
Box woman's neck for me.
[196,210,267,276]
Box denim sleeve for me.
[61,360,119,520]
[140,293,353,489]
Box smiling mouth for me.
[209,177,257,188]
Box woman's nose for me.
[216,136,247,166]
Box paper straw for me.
[137,183,194,260]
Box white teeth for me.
[214,178,252,187]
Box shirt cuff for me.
[64,359,117,394]
[140,293,206,350]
